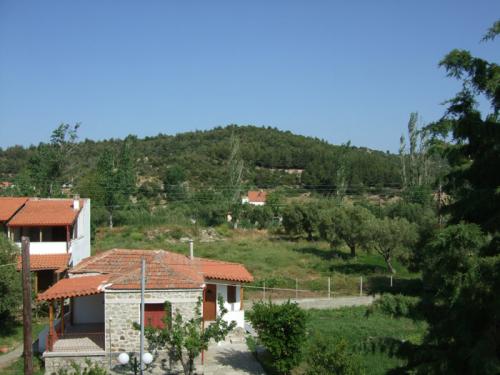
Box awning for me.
[37,275,109,301]
[16,254,70,273]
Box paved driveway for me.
[203,341,265,375]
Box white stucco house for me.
[241,191,267,206]
[37,248,253,374]
[0,197,91,293]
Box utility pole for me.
[140,258,145,375]
[22,236,33,375]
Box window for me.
[144,302,171,329]
[227,285,237,303]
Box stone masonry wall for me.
[105,289,203,353]
[44,354,107,375]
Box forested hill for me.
[0,125,401,193]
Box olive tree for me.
[319,205,374,257]
[368,217,418,274]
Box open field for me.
[94,225,417,298]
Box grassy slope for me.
[3,356,45,375]
[94,225,417,297]
[305,307,426,374]
[256,306,426,375]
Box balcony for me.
[15,241,68,255]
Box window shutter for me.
[227,285,236,303]
[145,304,167,329]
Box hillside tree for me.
[319,205,374,257]
[398,21,500,374]
[368,217,418,274]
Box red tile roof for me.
[0,197,28,222]
[8,199,83,226]
[71,249,206,289]
[198,258,254,282]
[72,248,254,288]
[37,249,254,300]
[16,254,69,272]
[247,191,267,203]
[37,275,109,301]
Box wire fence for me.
[242,275,420,301]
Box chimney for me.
[73,195,80,211]
[189,239,194,259]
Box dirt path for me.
[0,345,23,369]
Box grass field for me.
[94,225,417,297]
[256,305,426,375]
[2,356,45,375]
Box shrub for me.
[0,235,21,324]
[367,293,419,319]
[247,300,307,374]
[306,335,364,375]
[55,359,108,374]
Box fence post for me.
[360,276,363,296]
[263,281,266,300]
[328,277,331,299]
[390,275,393,288]
[295,279,298,300]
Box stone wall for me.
[105,289,203,353]
[44,353,107,375]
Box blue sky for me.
[0,1,498,152]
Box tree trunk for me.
[109,211,113,228]
[349,243,356,257]
[386,256,396,274]
[307,231,313,241]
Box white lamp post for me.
[118,352,129,365]
[142,352,153,366]
[118,352,153,375]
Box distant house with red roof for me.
[36,248,253,373]
[0,197,91,293]
[242,190,267,206]
[0,181,14,189]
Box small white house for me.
[242,191,267,206]
[37,248,253,374]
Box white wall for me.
[16,241,67,254]
[215,283,245,328]
[74,294,104,324]
[70,199,91,266]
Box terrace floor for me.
[52,323,105,353]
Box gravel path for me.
[0,345,23,369]
[246,295,377,310]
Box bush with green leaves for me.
[55,359,108,375]
[306,335,364,375]
[247,300,307,374]
[367,293,419,319]
[0,234,21,324]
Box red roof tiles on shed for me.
[247,191,267,203]
[16,254,69,272]
[8,199,82,226]
[37,275,109,301]
[71,249,206,289]
[0,197,28,222]
[198,258,254,282]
